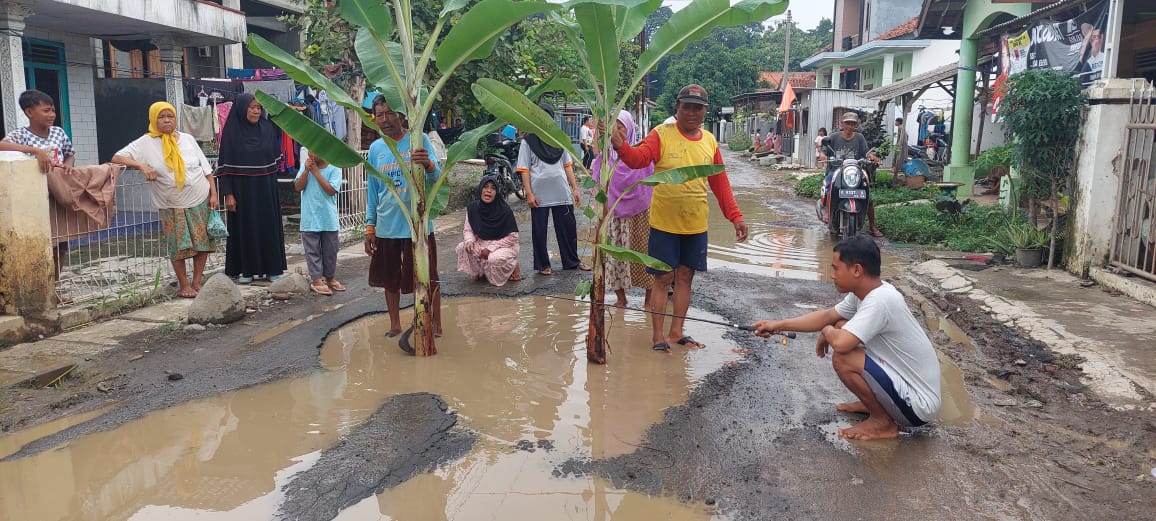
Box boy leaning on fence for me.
[294,147,346,296]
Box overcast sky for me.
[663,0,835,30]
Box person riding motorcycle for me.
[818,112,883,237]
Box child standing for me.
[294,148,345,295]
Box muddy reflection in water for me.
[0,296,743,521]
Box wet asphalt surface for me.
[3,149,1154,520]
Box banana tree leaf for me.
[445,120,504,171]
[574,2,620,104]
[598,243,671,271]
[614,0,661,43]
[473,78,577,157]
[440,0,470,17]
[525,75,579,100]
[356,28,407,93]
[340,0,393,37]
[637,164,724,186]
[427,183,451,216]
[246,34,375,130]
[631,0,787,93]
[254,91,364,168]
[436,0,559,75]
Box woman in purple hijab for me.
[592,110,655,309]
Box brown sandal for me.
[326,279,346,292]
[311,280,333,295]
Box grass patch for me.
[793,172,935,204]
[876,202,1012,251]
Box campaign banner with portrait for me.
[990,0,1108,120]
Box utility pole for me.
[781,10,791,88]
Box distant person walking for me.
[592,110,654,309]
[111,101,218,298]
[579,116,595,170]
[610,84,748,352]
[294,148,345,296]
[518,103,588,275]
[216,93,287,283]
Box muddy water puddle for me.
[0,296,747,520]
[707,191,904,281]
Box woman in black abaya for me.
[216,93,287,283]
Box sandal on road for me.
[326,279,347,292]
[652,342,671,352]
[310,280,333,296]
[675,336,705,349]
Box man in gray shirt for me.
[752,236,941,440]
[819,112,883,237]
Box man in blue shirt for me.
[364,95,443,337]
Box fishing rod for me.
[395,292,795,355]
[540,295,796,338]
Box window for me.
[895,60,905,74]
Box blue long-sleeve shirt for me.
[365,133,442,239]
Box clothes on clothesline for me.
[215,101,233,145]
[180,105,216,142]
[243,80,295,104]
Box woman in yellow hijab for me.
[112,101,219,298]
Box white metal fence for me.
[52,152,370,305]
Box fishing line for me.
[539,294,795,338]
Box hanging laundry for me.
[215,101,234,144]
[180,104,216,142]
[243,79,296,104]
[255,68,288,80]
[227,68,257,80]
[325,92,347,140]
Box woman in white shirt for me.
[112,101,219,298]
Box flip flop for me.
[311,281,333,296]
[538,268,553,275]
[675,336,705,348]
[652,342,670,351]
[237,275,253,284]
[384,330,400,338]
[326,279,346,292]
[577,263,592,271]
[870,229,885,238]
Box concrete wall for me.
[22,28,99,166]
[1068,78,1137,277]
[0,154,54,318]
[865,0,922,41]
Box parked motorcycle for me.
[483,133,526,200]
[817,155,874,238]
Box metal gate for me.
[1111,80,1156,281]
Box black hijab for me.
[467,176,519,241]
[217,93,282,175]
[524,103,564,165]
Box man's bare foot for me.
[835,401,870,414]
[838,416,899,440]
[613,299,627,308]
[178,286,198,298]
[385,327,402,338]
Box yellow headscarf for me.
[147,101,186,189]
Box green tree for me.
[654,24,763,122]
[250,0,558,355]
[998,69,1085,269]
[473,0,787,364]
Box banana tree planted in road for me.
[246,0,558,356]
[475,0,787,364]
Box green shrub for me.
[877,203,1012,252]
[794,173,824,198]
[728,132,752,151]
[873,185,935,205]
[873,171,893,187]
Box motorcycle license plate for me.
[838,189,867,199]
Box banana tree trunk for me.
[412,231,438,356]
[586,200,611,364]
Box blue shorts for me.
[646,228,708,274]
[863,355,927,427]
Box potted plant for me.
[1005,220,1049,267]
[984,220,1047,266]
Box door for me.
[22,38,70,136]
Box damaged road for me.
[0,149,1153,520]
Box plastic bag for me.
[207,211,228,240]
